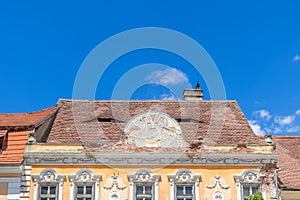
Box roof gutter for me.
[274,168,282,200]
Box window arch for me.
[168,168,201,200]
[32,168,65,200]
[234,170,262,200]
[127,168,161,200]
[68,168,101,200]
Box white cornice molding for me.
[0,165,22,173]
[24,152,278,166]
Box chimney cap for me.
[183,82,203,101]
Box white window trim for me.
[32,168,65,200]
[127,168,160,200]
[168,168,201,200]
[68,168,101,200]
[234,170,262,200]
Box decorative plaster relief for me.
[206,176,230,190]
[204,176,231,200]
[124,110,187,148]
[103,174,128,200]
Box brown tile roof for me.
[0,107,56,130]
[46,99,259,147]
[274,136,300,189]
[0,130,31,164]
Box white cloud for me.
[250,108,300,135]
[249,120,265,135]
[286,126,300,133]
[293,54,300,61]
[160,93,177,100]
[254,109,271,121]
[146,68,189,85]
[274,115,295,125]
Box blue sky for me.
[0,1,300,136]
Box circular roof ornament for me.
[124,110,187,148]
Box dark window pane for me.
[177,186,184,195]
[50,187,56,195]
[145,186,152,194]
[86,186,93,194]
[243,186,250,195]
[185,186,193,194]
[136,186,143,194]
[145,198,152,200]
[252,187,258,194]
[49,198,56,200]
[86,198,92,200]
[41,186,48,194]
[77,198,83,200]
[77,186,84,194]
[41,198,47,200]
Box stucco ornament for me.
[124,110,187,148]
[103,174,128,200]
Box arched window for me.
[168,169,201,200]
[32,168,65,200]
[234,170,262,200]
[128,168,160,200]
[69,168,101,200]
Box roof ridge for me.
[273,136,300,139]
[0,106,56,115]
[57,99,237,103]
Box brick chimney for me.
[183,81,203,100]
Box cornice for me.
[24,152,277,166]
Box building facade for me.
[0,89,299,200]
[0,107,56,200]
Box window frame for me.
[234,170,262,200]
[168,168,201,200]
[68,168,101,200]
[32,168,65,200]
[128,168,160,200]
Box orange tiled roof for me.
[0,107,56,165]
[0,130,7,137]
[0,107,56,129]
[0,130,31,164]
[273,136,300,189]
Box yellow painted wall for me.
[30,164,260,200]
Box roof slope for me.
[46,99,259,146]
[274,136,300,189]
[0,107,56,165]
[0,107,56,129]
[0,130,31,164]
